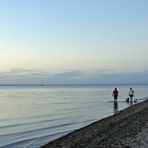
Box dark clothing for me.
[129,94,134,98]
[113,90,118,96]
[113,90,118,100]
[114,95,118,100]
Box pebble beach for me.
[41,99,148,148]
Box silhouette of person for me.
[129,88,134,102]
[112,88,119,101]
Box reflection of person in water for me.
[130,100,133,106]
[126,99,133,106]
[113,101,118,114]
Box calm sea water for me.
[0,84,147,148]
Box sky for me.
[0,0,148,84]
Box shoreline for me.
[41,99,148,148]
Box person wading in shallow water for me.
[129,88,134,102]
[112,88,119,101]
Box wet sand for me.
[41,99,148,148]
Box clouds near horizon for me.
[0,68,148,84]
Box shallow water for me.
[0,84,147,148]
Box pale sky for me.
[0,0,148,84]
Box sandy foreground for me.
[41,99,148,148]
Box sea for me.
[0,84,147,148]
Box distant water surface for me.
[0,84,147,148]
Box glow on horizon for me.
[0,0,148,77]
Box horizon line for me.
[0,83,148,86]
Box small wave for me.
[7,110,77,121]
[0,118,14,122]
[138,97,148,100]
[83,118,97,123]
[1,130,73,148]
[0,116,71,129]
[0,121,83,138]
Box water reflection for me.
[126,100,134,106]
[113,101,118,114]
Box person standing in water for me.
[129,88,134,102]
[112,88,119,101]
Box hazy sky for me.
[0,0,148,84]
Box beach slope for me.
[41,100,148,148]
